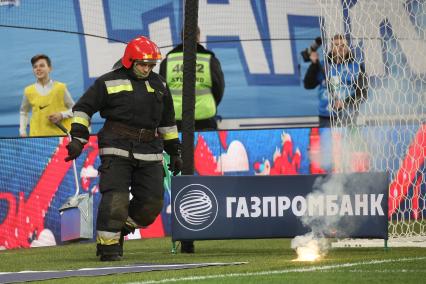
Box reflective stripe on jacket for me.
[71,68,178,160]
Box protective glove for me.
[65,139,84,162]
[168,155,183,176]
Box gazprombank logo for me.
[173,184,218,231]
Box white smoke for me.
[292,173,363,260]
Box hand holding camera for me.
[301,37,322,62]
[309,51,319,63]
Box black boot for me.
[97,244,122,261]
[180,241,195,253]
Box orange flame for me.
[292,239,323,262]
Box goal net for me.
[318,0,426,244]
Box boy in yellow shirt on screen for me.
[19,54,74,137]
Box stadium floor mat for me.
[0,262,246,283]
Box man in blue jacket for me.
[304,34,368,127]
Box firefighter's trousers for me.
[96,155,164,245]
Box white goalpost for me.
[318,0,426,246]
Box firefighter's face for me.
[32,59,51,81]
[134,62,156,77]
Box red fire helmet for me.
[121,36,162,68]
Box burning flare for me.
[291,233,326,262]
[292,240,322,261]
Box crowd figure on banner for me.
[19,54,74,137]
[303,34,368,128]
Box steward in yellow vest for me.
[159,28,225,254]
[159,30,224,131]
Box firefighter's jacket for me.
[70,67,179,160]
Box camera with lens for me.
[301,37,322,62]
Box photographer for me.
[303,34,368,127]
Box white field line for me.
[336,269,426,273]
[127,257,426,284]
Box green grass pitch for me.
[1,237,426,283]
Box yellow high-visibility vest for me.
[166,52,216,120]
[24,81,72,136]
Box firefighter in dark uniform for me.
[65,36,183,261]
